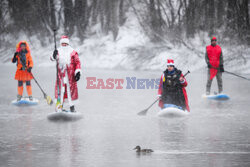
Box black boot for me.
[70,106,76,112]
[17,95,22,101]
[29,96,33,101]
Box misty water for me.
[1,66,250,167]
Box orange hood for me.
[16,41,30,53]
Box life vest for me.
[206,45,221,68]
[206,44,222,80]
[162,69,182,92]
[15,41,33,70]
[13,41,33,81]
[162,69,186,109]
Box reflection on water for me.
[0,66,250,167]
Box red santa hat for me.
[167,59,175,66]
[60,35,70,45]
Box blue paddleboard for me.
[11,97,39,106]
[203,94,230,101]
[158,104,189,117]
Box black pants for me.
[162,89,186,109]
[18,80,31,87]
[206,69,223,93]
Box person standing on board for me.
[158,59,190,112]
[205,37,224,95]
[12,41,34,101]
[51,36,81,112]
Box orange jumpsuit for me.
[12,41,33,96]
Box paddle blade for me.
[45,95,53,105]
[137,109,148,116]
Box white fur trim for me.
[167,62,175,66]
[75,69,81,76]
[60,38,69,45]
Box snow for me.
[1,8,250,75]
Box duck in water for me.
[133,146,153,153]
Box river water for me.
[0,66,250,167]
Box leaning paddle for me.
[31,73,53,105]
[185,70,190,77]
[137,70,191,116]
[137,98,159,116]
[224,70,250,81]
[52,29,62,110]
[209,66,250,81]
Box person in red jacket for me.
[205,37,224,95]
[158,59,190,112]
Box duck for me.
[133,145,154,153]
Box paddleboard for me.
[157,104,189,117]
[202,94,230,101]
[11,97,39,106]
[47,110,83,121]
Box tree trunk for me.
[185,0,195,38]
[63,0,74,36]
[208,0,215,35]
[119,0,126,26]
[75,0,88,40]
[111,0,119,40]
[216,0,224,28]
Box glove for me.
[75,72,80,81]
[53,50,58,59]
[12,52,19,63]
[14,52,19,57]
[27,67,32,73]
[219,65,224,72]
[207,64,211,68]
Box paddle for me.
[137,70,191,116]
[31,73,53,105]
[224,70,250,81]
[137,98,159,116]
[209,65,250,81]
[53,29,62,111]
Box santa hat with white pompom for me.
[60,35,70,45]
[167,59,175,66]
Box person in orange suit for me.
[12,41,33,101]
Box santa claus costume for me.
[51,36,81,112]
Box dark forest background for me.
[0,0,249,47]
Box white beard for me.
[58,45,74,71]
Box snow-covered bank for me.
[1,11,250,74]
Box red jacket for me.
[158,72,190,112]
[206,45,222,80]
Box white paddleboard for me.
[47,110,83,121]
[11,97,39,106]
[158,104,189,117]
[202,94,230,101]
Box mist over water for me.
[1,66,250,167]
